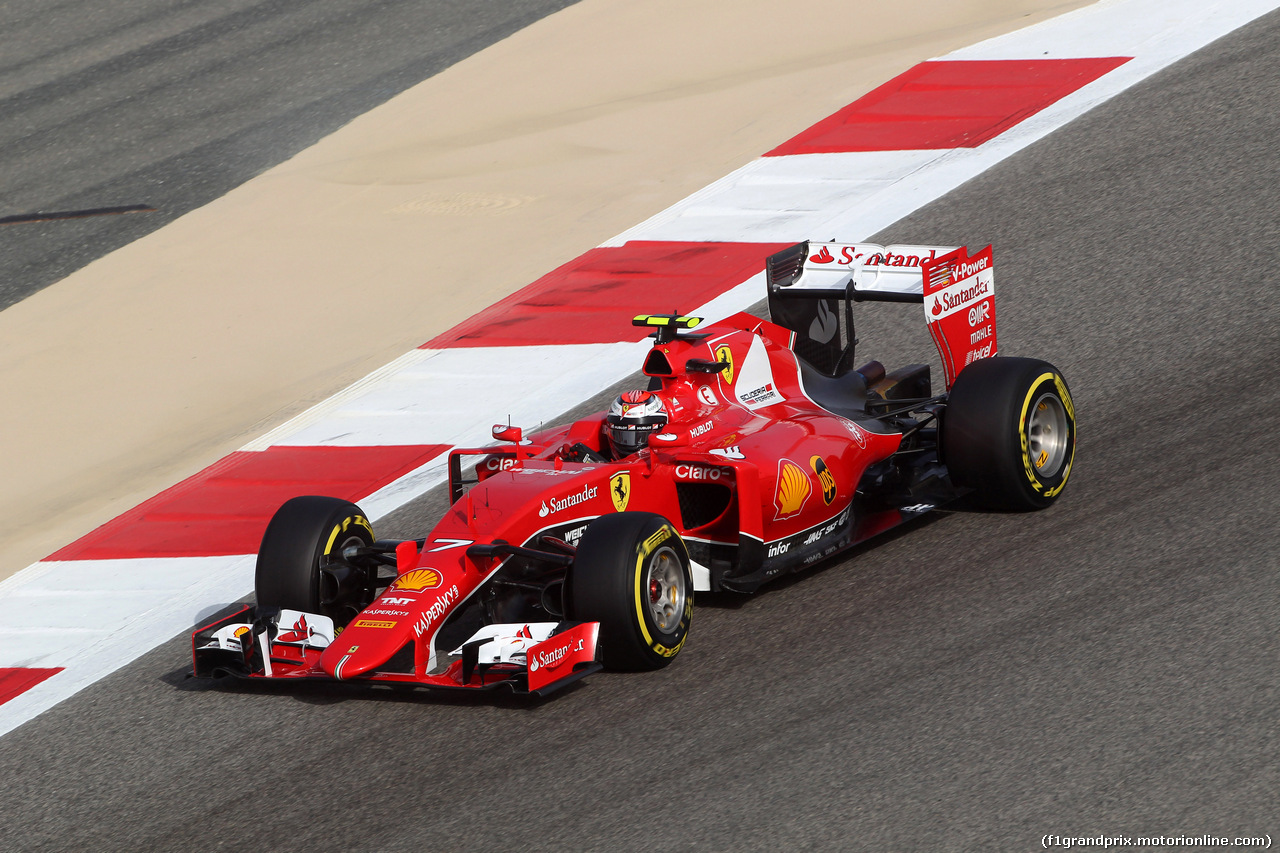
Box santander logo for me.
[938,279,990,312]
[809,246,835,264]
[538,484,599,518]
[529,642,571,672]
[929,276,991,322]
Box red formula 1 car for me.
[193,241,1076,695]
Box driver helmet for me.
[606,390,668,457]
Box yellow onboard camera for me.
[632,313,703,344]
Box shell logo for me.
[774,458,812,520]
[390,568,442,592]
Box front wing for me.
[191,607,602,697]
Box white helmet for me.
[606,390,668,457]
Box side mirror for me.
[395,540,420,573]
[492,424,523,443]
[650,431,689,448]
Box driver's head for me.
[606,390,668,457]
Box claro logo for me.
[674,464,731,481]
[484,455,516,472]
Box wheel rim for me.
[645,545,687,635]
[1026,392,1070,478]
[326,534,366,565]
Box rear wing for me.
[765,240,997,388]
[766,241,954,302]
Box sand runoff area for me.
[0,0,1093,582]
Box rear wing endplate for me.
[921,245,997,389]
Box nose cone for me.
[319,620,413,680]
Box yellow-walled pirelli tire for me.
[255,496,376,627]
[942,357,1076,511]
[568,513,693,671]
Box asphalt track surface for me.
[4,11,1280,853]
[0,0,578,311]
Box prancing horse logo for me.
[610,472,631,512]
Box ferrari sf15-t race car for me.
[193,241,1076,696]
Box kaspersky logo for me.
[412,585,460,638]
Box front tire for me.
[255,496,376,626]
[942,357,1076,510]
[568,513,693,671]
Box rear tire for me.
[568,513,693,671]
[255,496,376,626]
[942,357,1076,510]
